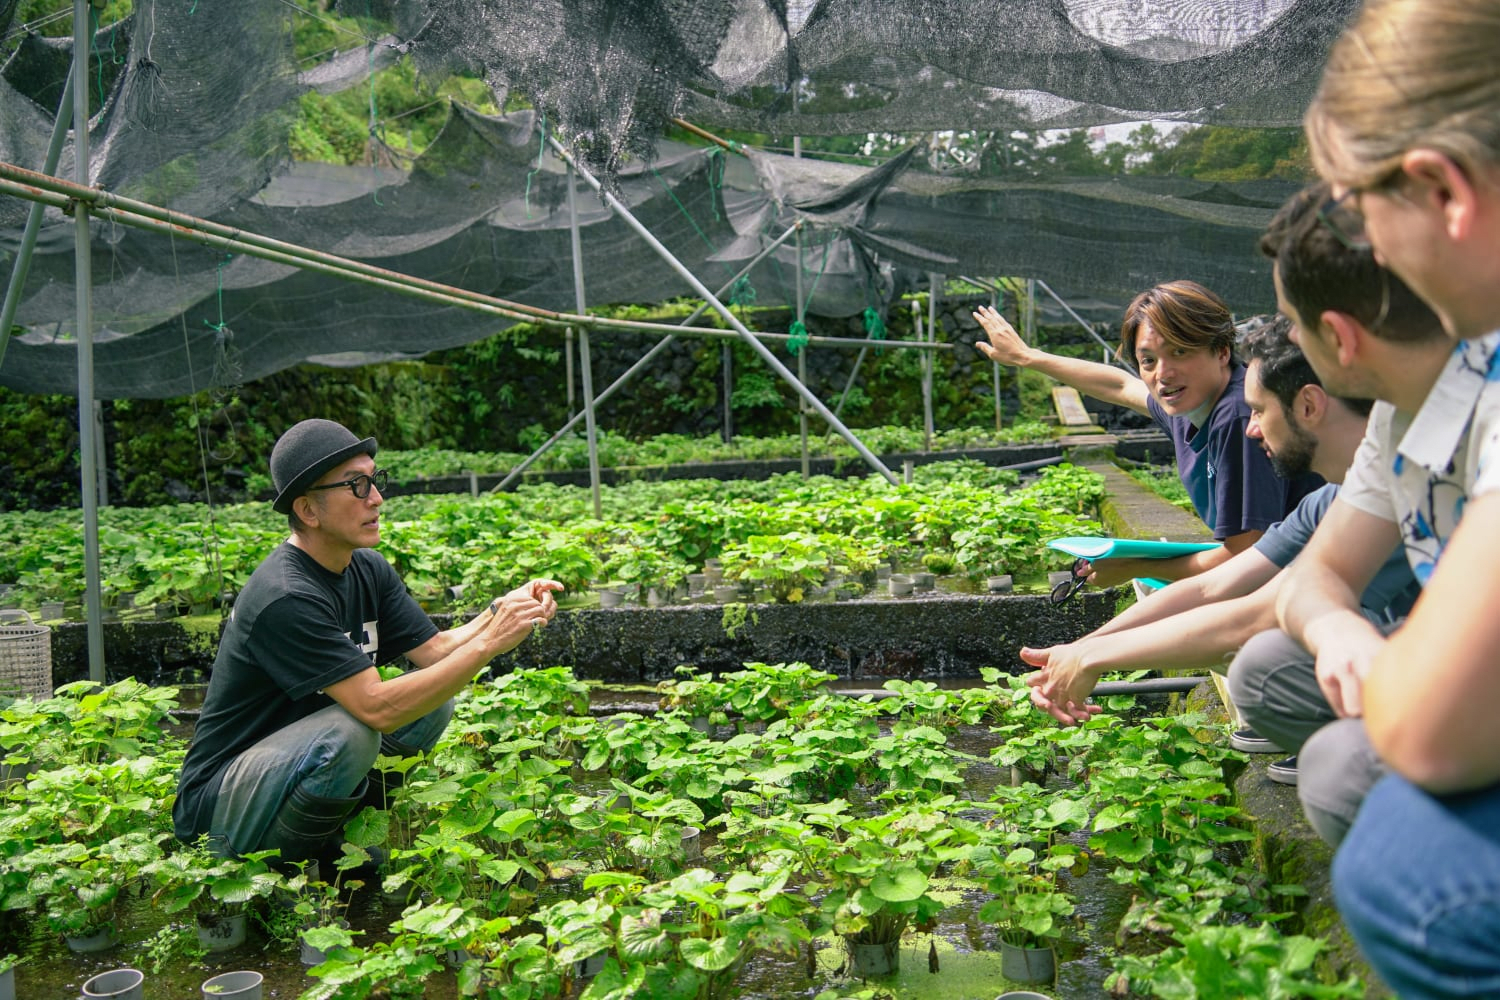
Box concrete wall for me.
[45,589,1117,687]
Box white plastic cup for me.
[201,970,263,1000]
[81,968,144,1000]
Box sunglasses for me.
[307,468,389,500]
[1049,557,1090,604]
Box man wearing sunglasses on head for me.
[173,418,563,869]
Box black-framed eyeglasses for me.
[1049,557,1089,604]
[1316,188,1372,252]
[307,468,388,500]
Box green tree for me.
[1143,125,1311,181]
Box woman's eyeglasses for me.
[307,468,389,500]
[1315,188,1372,252]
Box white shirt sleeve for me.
[1337,403,1399,524]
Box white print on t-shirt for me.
[1206,460,1216,481]
[345,620,380,663]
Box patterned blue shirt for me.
[1339,331,1500,585]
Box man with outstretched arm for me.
[172,418,564,867]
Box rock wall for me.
[44,589,1117,687]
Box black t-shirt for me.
[172,543,439,840]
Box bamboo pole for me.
[0,162,952,355]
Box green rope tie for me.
[787,319,809,356]
[92,7,120,110]
[202,253,232,335]
[651,166,718,255]
[728,275,757,307]
[863,307,887,355]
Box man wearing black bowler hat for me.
[172,418,563,866]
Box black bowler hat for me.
[270,419,378,514]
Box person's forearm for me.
[1275,562,1368,655]
[1088,546,1266,638]
[1084,589,1278,677]
[1089,572,1214,637]
[334,584,557,732]
[375,643,496,729]
[1020,351,1150,415]
[420,612,488,662]
[1120,547,1235,585]
[1361,498,1500,792]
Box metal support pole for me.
[0,160,751,342]
[990,288,1002,431]
[0,72,75,370]
[566,163,602,518]
[911,298,926,440]
[956,275,1007,432]
[792,79,801,160]
[565,326,575,417]
[1025,278,1036,346]
[72,0,104,683]
[93,398,107,507]
[1035,278,1133,373]
[547,137,897,484]
[830,345,868,424]
[924,273,940,451]
[492,224,801,492]
[721,342,734,444]
[2,162,943,358]
[798,348,810,477]
[795,229,808,478]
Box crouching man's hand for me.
[480,578,565,655]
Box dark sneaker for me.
[1267,755,1299,786]
[1230,727,1284,754]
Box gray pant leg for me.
[210,703,383,856]
[1226,629,1334,755]
[1298,717,1385,848]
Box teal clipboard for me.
[1047,536,1219,561]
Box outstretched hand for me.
[1020,643,1104,727]
[973,305,1035,368]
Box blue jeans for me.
[209,700,453,856]
[1334,775,1500,998]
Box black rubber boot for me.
[261,779,368,869]
[358,766,405,813]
